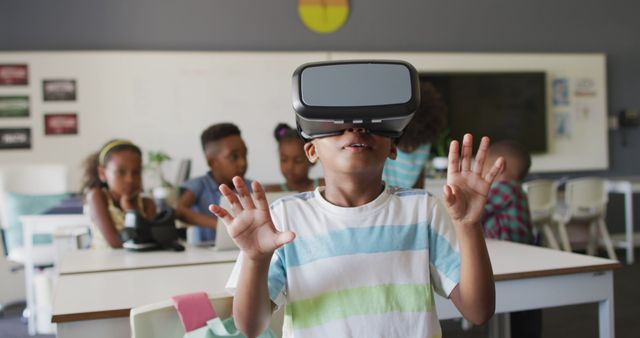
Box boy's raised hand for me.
[443,134,504,228]
[209,177,295,261]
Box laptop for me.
[214,191,296,251]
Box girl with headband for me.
[82,139,216,249]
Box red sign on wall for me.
[44,113,78,135]
[0,64,29,85]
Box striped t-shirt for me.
[226,185,461,338]
[382,144,431,188]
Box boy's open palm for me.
[444,134,504,228]
[209,177,295,261]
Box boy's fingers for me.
[447,140,460,177]
[484,157,504,183]
[219,183,244,215]
[473,136,490,174]
[252,180,269,211]
[233,176,256,210]
[461,134,473,172]
[443,184,456,207]
[209,204,234,226]
[274,231,296,249]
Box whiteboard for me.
[0,51,607,191]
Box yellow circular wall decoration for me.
[298,0,350,34]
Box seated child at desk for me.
[178,123,252,244]
[264,123,324,192]
[481,139,541,338]
[481,140,535,244]
[83,140,215,249]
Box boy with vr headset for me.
[213,61,500,338]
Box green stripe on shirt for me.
[285,283,435,330]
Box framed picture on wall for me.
[44,113,78,135]
[43,79,77,101]
[0,96,29,118]
[0,128,31,149]
[0,64,29,85]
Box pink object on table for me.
[172,292,217,332]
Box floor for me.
[1,250,638,338]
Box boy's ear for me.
[206,156,216,170]
[388,142,398,160]
[303,141,319,164]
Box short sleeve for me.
[225,199,289,307]
[427,198,461,298]
[225,251,288,307]
[181,177,204,198]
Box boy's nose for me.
[346,127,368,134]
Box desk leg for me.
[23,222,36,336]
[624,187,634,264]
[488,313,511,338]
[598,272,615,338]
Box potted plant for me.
[146,150,175,209]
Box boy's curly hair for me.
[397,81,448,150]
[200,123,241,151]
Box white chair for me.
[553,177,617,260]
[131,294,284,338]
[0,164,69,334]
[523,179,561,250]
[0,164,69,264]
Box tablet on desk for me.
[214,191,295,251]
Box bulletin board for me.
[0,51,607,190]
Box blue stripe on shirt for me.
[279,223,459,283]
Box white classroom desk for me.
[57,245,239,275]
[436,240,621,338]
[51,240,620,338]
[52,246,239,338]
[19,213,90,335]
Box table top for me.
[58,246,240,275]
[19,213,89,222]
[52,263,235,323]
[51,239,620,323]
[487,239,620,281]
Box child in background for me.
[178,123,252,244]
[382,82,447,188]
[83,139,215,249]
[215,132,502,338]
[481,140,535,244]
[481,139,541,338]
[264,123,324,193]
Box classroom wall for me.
[0,1,638,234]
[1,0,638,177]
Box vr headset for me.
[120,209,185,252]
[292,60,420,140]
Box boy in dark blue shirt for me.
[178,123,252,244]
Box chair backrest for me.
[523,179,557,218]
[0,164,69,230]
[131,295,284,338]
[174,159,191,187]
[564,177,607,218]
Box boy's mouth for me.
[343,142,372,152]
